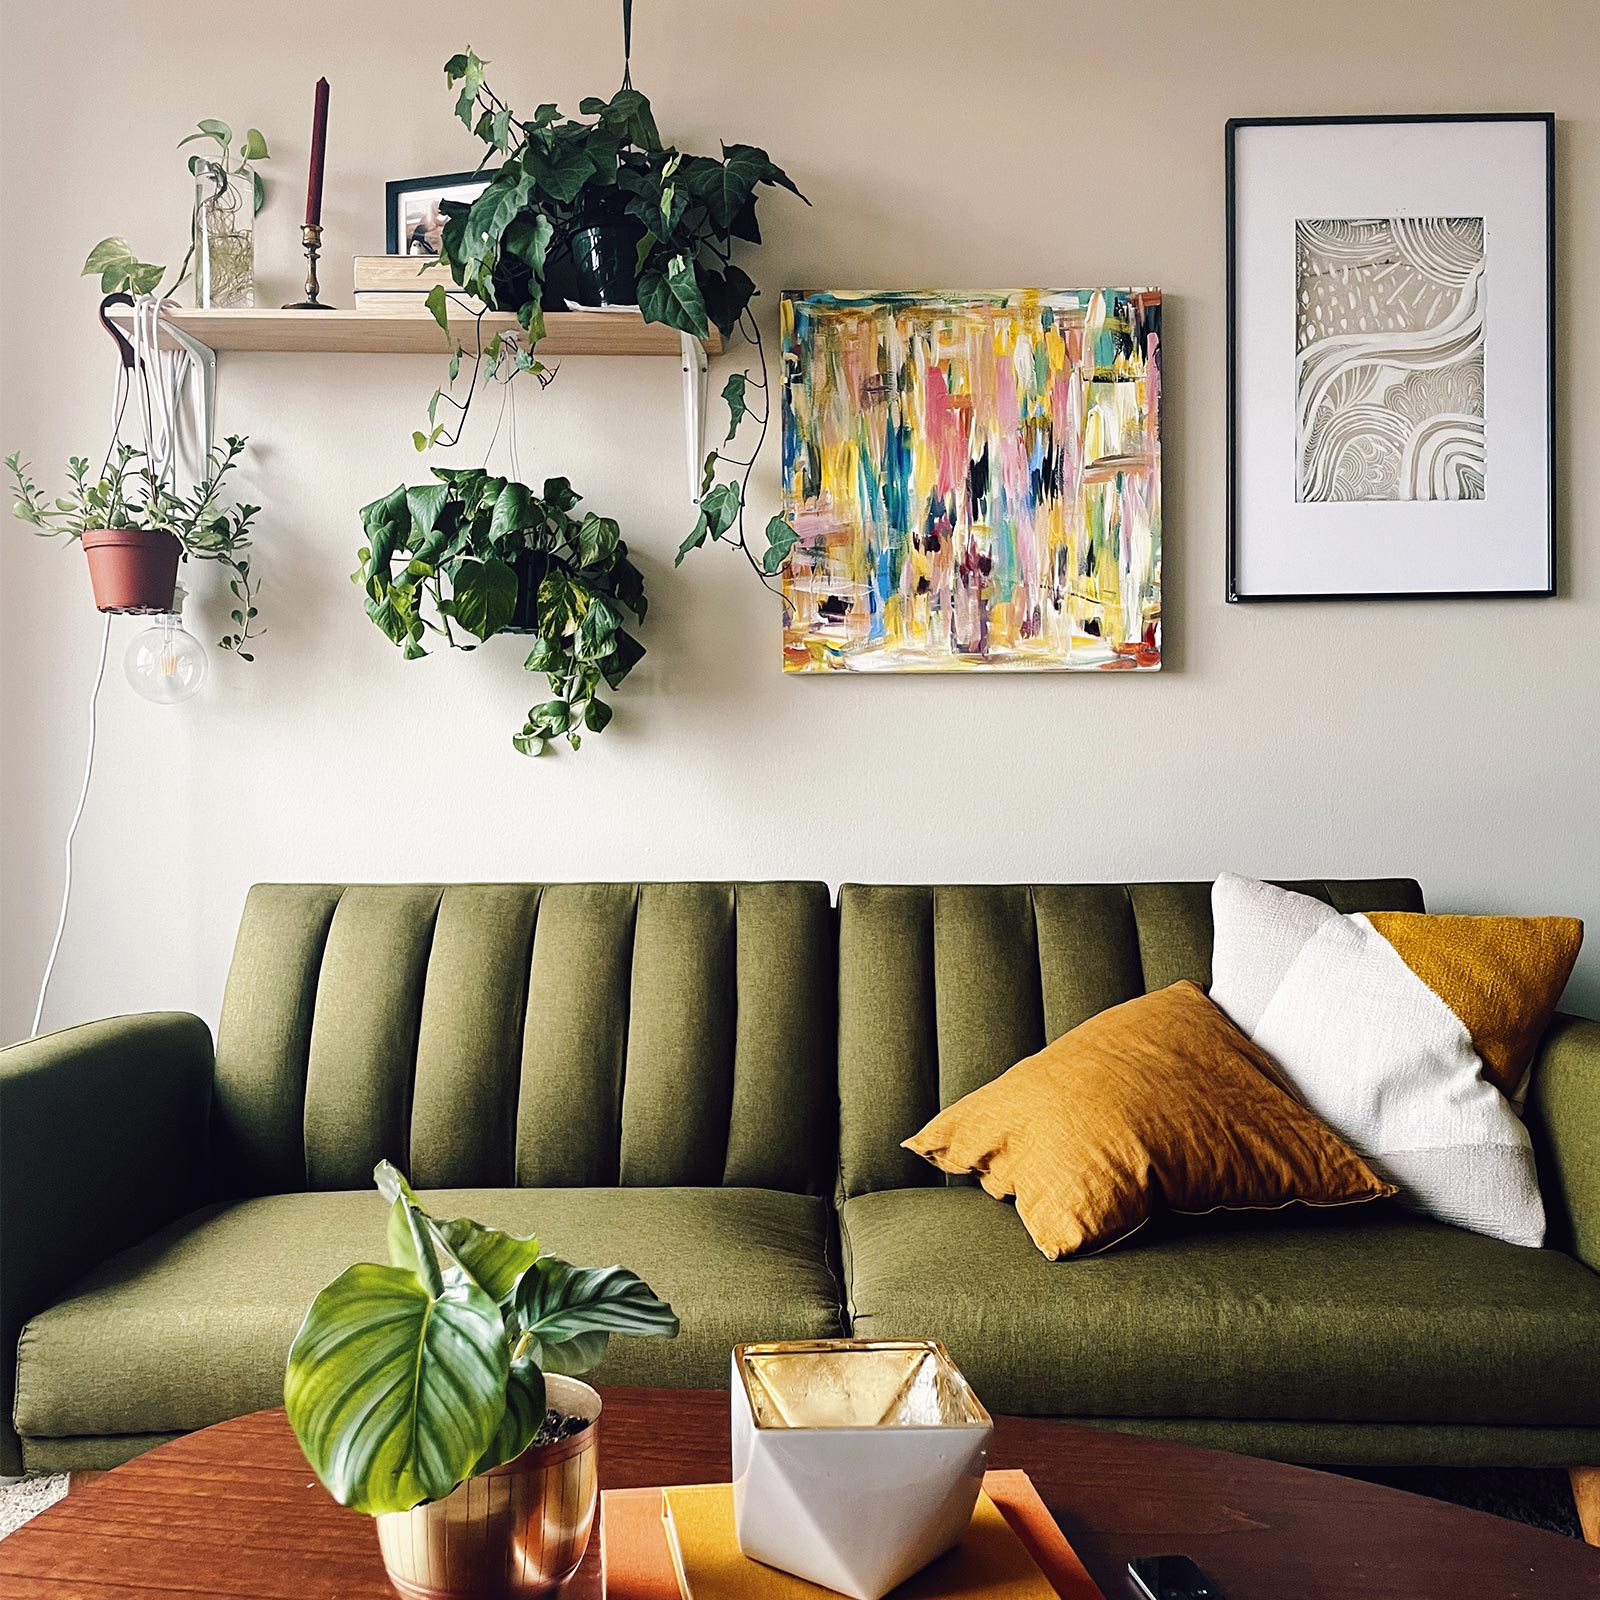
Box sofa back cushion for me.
[837,880,1424,1199]
[213,882,835,1197]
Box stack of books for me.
[352,255,483,315]
[595,1470,1103,1600]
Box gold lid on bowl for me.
[734,1339,991,1431]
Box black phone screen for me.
[1127,1553,1226,1600]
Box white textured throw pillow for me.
[1209,873,1544,1248]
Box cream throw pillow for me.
[1209,873,1568,1248]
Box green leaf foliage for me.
[7,436,264,655]
[475,1354,547,1473]
[511,1256,679,1375]
[353,468,645,756]
[451,555,518,640]
[82,236,165,297]
[422,50,804,592]
[383,1205,541,1307]
[285,1162,676,1515]
[284,1258,508,1515]
[762,514,799,574]
[722,373,748,441]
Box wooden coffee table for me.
[2,1390,1595,1598]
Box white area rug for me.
[0,1475,67,1539]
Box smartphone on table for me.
[1127,1553,1227,1600]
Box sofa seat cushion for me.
[840,1188,1600,1427]
[17,1187,841,1443]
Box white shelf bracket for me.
[681,332,708,505]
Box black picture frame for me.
[385,170,488,256]
[1225,113,1556,602]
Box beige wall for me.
[1,0,1596,1041]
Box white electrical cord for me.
[30,613,113,1037]
[29,299,215,1037]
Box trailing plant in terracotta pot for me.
[357,467,646,755]
[285,1161,677,1600]
[7,436,262,655]
[416,33,806,589]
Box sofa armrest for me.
[1526,1012,1600,1273]
[0,1013,212,1473]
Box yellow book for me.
[660,1483,1060,1600]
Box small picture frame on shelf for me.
[1226,113,1555,601]
[385,170,488,256]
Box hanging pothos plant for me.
[419,37,806,591]
[357,468,645,755]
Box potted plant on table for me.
[357,467,646,755]
[286,1161,677,1600]
[7,435,262,656]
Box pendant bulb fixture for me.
[125,583,208,704]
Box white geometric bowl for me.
[730,1339,993,1600]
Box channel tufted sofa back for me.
[835,879,1425,1198]
[212,882,836,1198]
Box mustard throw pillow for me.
[902,980,1394,1260]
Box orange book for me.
[600,1471,1101,1600]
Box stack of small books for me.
[594,1469,1103,1600]
[352,255,482,314]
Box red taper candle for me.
[304,77,330,226]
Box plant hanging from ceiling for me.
[417,0,806,592]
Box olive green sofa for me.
[3,879,1597,1479]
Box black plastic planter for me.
[569,221,646,307]
[504,548,548,635]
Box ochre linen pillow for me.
[901,980,1394,1260]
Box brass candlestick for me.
[283,223,335,310]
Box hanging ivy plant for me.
[421,39,806,591]
[357,468,646,755]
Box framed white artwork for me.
[1226,114,1555,600]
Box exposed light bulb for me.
[125,592,208,704]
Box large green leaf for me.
[451,556,518,640]
[509,1256,678,1375]
[762,515,799,575]
[523,135,593,204]
[284,1257,508,1515]
[637,255,708,338]
[474,1353,547,1472]
[489,480,534,544]
[384,1200,542,1306]
[502,213,554,279]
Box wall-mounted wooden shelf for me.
[106,305,722,358]
[106,304,720,502]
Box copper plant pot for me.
[375,1375,601,1600]
[80,527,181,614]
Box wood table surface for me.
[2,1391,1596,1599]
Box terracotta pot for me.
[375,1374,601,1600]
[80,527,181,614]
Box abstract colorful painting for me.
[780,290,1161,672]
[1295,218,1486,503]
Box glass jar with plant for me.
[358,468,645,755]
[7,435,262,656]
[83,117,268,305]
[415,35,806,591]
[286,1161,677,1600]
